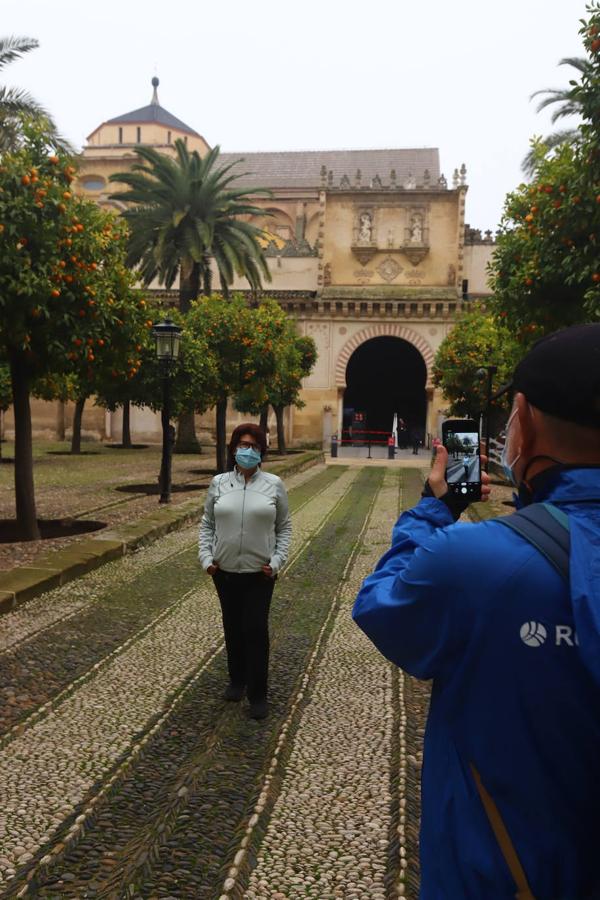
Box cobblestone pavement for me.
[0,464,431,899]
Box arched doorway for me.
[342,336,427,440]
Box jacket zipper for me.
[239,480,247,557]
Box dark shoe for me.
[223,683,245,702]
[248,699,268,720]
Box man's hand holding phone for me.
[424,442,491,520]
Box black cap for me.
[512,324,600,428]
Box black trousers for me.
[212,570,275,702]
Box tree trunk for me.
[56,401,66,441]
[9,354,40,540]
[70,396,86,455]
[179,258,201,313]
[274,404,286,455]
[122,400,132,448]
[176,258,203,454]
[175,410,200,453]
[259,404,269,434]
[202,253,212,297]
[216,397,228,474]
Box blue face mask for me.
[235,447,262,470]
[500,408,521,486]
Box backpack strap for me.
[495,503,570,581]
[470,764,536,900]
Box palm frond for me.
[521,128,581,176]
[0,36,38,70]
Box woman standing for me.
[199,423,292,720]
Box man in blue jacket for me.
[353,324,600,900]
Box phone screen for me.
[443,429,481,498]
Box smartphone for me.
[441,419,481,501]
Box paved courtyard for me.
[0,463,431,899]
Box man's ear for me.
[515,392,535,454]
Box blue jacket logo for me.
[520,621,547,647]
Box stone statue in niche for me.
[358,212,373,243]
[447,264,456,286]
[410,214,423,243]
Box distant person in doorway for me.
[398,418,408,449]
[411,427,421,455]
[199,424,292,720]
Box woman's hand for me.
[262,564,274,577]
[207,563,219,576]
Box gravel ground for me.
[0,464,358,894]
[244,469,402,900]
[0,464,441,899]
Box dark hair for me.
[226,423,267,470]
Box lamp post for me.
[152,318,182,504]
[476,365,497,472]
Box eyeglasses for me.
[238,441,261,451]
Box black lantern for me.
[152,318,182,362]
[152,319,182,503]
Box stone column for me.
[337,389,344,437]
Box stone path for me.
[0,464,430,899]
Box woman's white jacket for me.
[198,467,292,574]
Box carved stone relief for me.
[377,258,403,282]
[354,269,374,284]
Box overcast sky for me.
[3,0,589,232]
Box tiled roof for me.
[217,148,440,189]
[106,104,200,137]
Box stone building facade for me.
[9,81,494,447]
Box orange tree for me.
[490,2,600,342]
[0,124,145,538]
[236,320,317,453]
[96,304,219,453]
[186,296,286,472]
[433,305,520,428]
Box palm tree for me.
[109,140,271,450]
[109,140,270,310]
[0,36,66,152]
[522,57,588,175]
